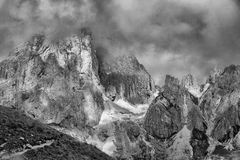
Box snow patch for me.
[203,83,210,93]
[99,99,149,125]
[153,90,160,98]
[99,108,117,125]
[0,140,54,160]
[187,86,202,98]
[102,139,116,156]
[87,135,116,156]
[187,83,210,98]
[114,99,149,115]
[99,100,131,125]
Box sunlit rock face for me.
[98,54,155,104]
[0,30,104,129]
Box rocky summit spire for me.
[98,54,155,104]
[181,74,202,98]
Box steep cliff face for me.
[98,55,155,104]
[200,65,240,143]
[143,95,183,140]
[144,75,209,159]
[0,31,104,129]
[143,66,240,159]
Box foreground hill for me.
[0,105,113,160]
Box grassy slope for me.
[0,106,113,160]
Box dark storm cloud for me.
[1,0,240,84]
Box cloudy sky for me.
[1,0,240,84]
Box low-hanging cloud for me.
[1,0,240,84]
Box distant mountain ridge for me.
[1,30,240,159]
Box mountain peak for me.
[181,74,203,98]
[98,53,155,104]
[0,29,104,129]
